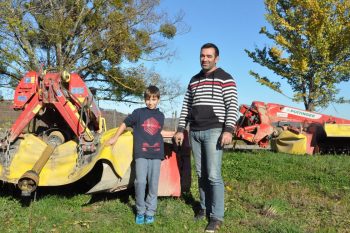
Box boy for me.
[107,85,165,225]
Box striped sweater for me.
[177,68,238,133]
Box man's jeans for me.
[134,158,161,217]
[190,128,224,221]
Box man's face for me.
[145,95,160,110]
[200,47,219,73]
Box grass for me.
[1,150,350,233]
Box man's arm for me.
[177,86,193,133]
[175,85,193,145]
[222,77,238,133]
[221,76,238,146]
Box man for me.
[174,43,238,232]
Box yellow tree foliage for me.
[245,0,350,111]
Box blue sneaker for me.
[135,214,144,224]
[145,215,154,224]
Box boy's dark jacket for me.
[124,107,164,159]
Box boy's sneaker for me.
[194,209,206,221]
[135,214,144,225]
[205,218,222,232]
[145,215,154,224]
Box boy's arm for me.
[107,122,127,146]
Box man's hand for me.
[221,132,232,147]
[174,132,184,146]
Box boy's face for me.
[145,95,160,110]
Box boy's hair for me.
[201,43,219,57]
[144,85,160,99]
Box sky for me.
[106,0,350,119]
[3,0,348,119]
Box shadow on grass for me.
[0,180,136,210]
[181,191,201,217]
[84,187,136,214]
[0,162,135,208]
[0,181,21,197]
[85,187,134,204]
[0,181,34,207]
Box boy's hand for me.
[106,137,118,146]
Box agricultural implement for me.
[0,71,190,197]
[234,101,350,155]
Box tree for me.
[245,0,350,111]
[0,0,187,103]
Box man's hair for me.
[144,85,160,99]
[201,43,219,56]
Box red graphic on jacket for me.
[141,117,161,135]
[142,142,161,152]
[141,117,161,152]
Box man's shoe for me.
[194,209,206,221]
[205,218,222,232]
[135,214,144,224]
[145,215,154,224]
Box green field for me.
[1,150,350,233]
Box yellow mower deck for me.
[0,128,133,188]
[270,123,350,155]
[324,123,350,137]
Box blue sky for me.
[99,0,350,119]
[1,1,349,119]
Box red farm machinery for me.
[234,101,350,155]
[0,70,190,197]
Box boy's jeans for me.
[134,158,161,217]
[190,128,224,221]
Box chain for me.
[69,133,85,178]
[76,133,85,167]
[1,130,12,176]
[4,135,11,166]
